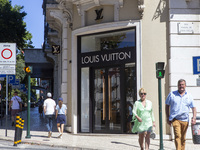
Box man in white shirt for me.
[9,91,22,126]
[43,92,56,138]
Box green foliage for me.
[0,0,34,49]
[0,0,36,102]
[16,52,26,81]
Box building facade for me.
[42,0,200,139]
[169,0,200,139]
[43,0,168,135]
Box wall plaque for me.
[178,22,193,34]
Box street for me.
[0,106,57,132]
[0,107,90,150]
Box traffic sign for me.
[8,75,16,84]
[0,65,15,75]
[0,70,15,74]
[193,56,200,74]
[0,43,16,65]
[12,79,20,85]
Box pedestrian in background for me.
[43,92,56,138]
[38,96,44,116]
[165,79,196,150]
[132,88,155,150]
[55,97,67,139]
[9,91,22,126]
[126,101,133,133]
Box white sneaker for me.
[58,133,62,138]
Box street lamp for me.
[24,66,32,139]
[156,62,165,150]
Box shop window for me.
[81,29,135,53]
[81,68,90,132]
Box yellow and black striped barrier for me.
[13,114,24,146]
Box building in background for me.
[41,0,200,139]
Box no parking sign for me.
[0,43,16,64]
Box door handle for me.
[103,75,106,120]
[108,75,112,120]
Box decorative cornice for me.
[57,0,73,24]
[138,0,145,18]
[50,10,63,24]
[74,0,124,16]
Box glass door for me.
[93,67,121,133]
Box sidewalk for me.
[0,129,199,150]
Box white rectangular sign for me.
[0,43,16,65]
[0,65,15,70]
[0,70,15,75]
[178,22,194,34]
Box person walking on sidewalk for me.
[132,88,156,150]
[43,92,56,138]
[55,97,67,139]
[165,79,196,150]
[9,91,22,126]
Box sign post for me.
[0,43,16,137]
[156,62,165,150]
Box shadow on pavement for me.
[111,141,140,149]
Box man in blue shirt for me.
[165,79,196,150]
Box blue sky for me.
[11,0,44,48]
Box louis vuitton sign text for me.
[80,47,135,67]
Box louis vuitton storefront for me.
[44,0,168,136]
[76,27,138,133]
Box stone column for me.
[61,18,68,104]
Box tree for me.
[0,0,33,49]
[0,0,35,102]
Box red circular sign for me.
[1,48,12,59]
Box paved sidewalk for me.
[0,129,199,150]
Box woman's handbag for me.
[150,127,156,139]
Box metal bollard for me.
[13,114,24,146]
[13,114,20,146]
[18,118,24,144]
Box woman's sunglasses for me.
[140,93,146,95]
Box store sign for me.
[80,47,135,67]
[193,56,200,74]
[95,8,103,21]
[52,45,60,54]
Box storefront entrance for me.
[78,27,137,133]
[92,67,122,133]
